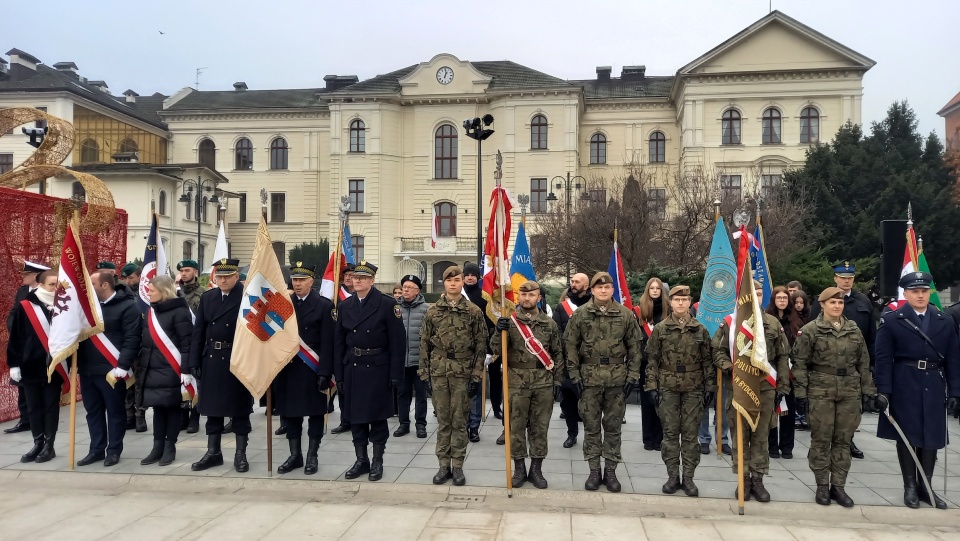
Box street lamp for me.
[463,114,495,265]
[546,172,589,283]
[178,175,221,268]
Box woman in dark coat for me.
[636,277,668,451]
[140,275,194,466]
[765,286,800,458]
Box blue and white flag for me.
[342,223,356,265]
[138,212,168,312]
[751,224,772,310]
[696,218,736,337]
[509,222,536,296]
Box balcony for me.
[395,236,478,256]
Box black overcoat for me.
[141,297,193,408]
[274,290,334,417]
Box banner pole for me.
[68,351,79,471]
[266,387,273,476]
[502,328,512,498]
[737,412,745,515]
[481,366,488,421]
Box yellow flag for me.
[229,215,299,399]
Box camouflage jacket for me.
[644,314,716,393]
[712,312,791,395]
[792,315,876,400]
[419,295,488,382]
[563,299,642,387]
[179,280,203,312]
[490,309,564,389]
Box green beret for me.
[120,263,140,278]
[177,260,199,270]
[96,261,117,270]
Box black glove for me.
[468,381,480,398]
[317,375,330,392]
[647,389,660,405]
[795,396,808,413]
[875,393,890,412]
[496,317,511,331]
[336,381,345,397]
[774,392,785,408]
[573,380,584,400]
[390,379,403,390]
[193,367,202,380]
[622,380,637,397]
[861,394,875,414]
[425,378,433,397]
[703,391,716,408]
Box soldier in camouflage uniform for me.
[713,281,791,502]
[420,266,488,486]
[645,285,715,497]
[565,272,643,492]
[793,287,877,508]
[492,281,564,489]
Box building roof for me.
[69,162,230,184]
[574,76,674,99]
[937,90,960,117]
[164,88,330,111]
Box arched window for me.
[119,138,138,153]
[235,138,253,170]
[762,108,782,144]
[349,120,365,153]
[71,181,86,200]
[649,131,666,163]
[270,138,288,170]
[800,107,820,144]
[721,110,741,145]
[201,196,209,222]
[589,133,606,164]
[198,139,216,169]
[198,243,207,269]
[182,240,193,261]
[158,190,167,215]
[531,114,548,149]
[80,139,99,163]
[434,125,458,179]
[435,202,457,237]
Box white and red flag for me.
[206,220,229,289]
[431,204,439,249]
[887,226,919,311]
[481,184,516,321]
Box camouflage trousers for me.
[728,387,774,475]
[579,385,625,468]
[808,395,861,486]
[508,385,553,459]
[659,390,704,478]
[432,376,469,468]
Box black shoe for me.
[304,437,321,475]
[451,467,466,486]
[815,485,830,505]
[159,442,176,467]
[223,420,234,434]
[493,410,503,420]
[468,428,480,443]
[850,440,864,460]
[331,423,350,435]
[77,450,105,467]
[141,441,164,465]
[35,436,56,463]
[4,419,30,434]
[644,443,655,451]
[433,467,452,484]
[496,431,505,445]
[781,450,793,459]
[345,443,370,479]
[769,449,781,459]
[275,424,287,436]
[559,412,566,420]
[416,425,427,438]
[662,476,681,494]
[186,410,200,434]
[135,413,147,433]
[104,453,120,467]
[278,438,303,474]
[722,444,732,456]
[563,435,577,449]
[654,443,662,451]
[234,435,249,473]
[700,443,710,455]
[369,443,385,481]
[830,485,854,508]
[393,424,410,437]
[192,435,223,471]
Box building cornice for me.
[161,110,330,122]
[671,67,867,103]
[584,99,673,112]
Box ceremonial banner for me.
[341,223,356,265]
[481,185,515,321]
[606,236,632,308]
[320,223,353,301]
[206,221,229,289]
[751,224,772,310]
[697,217,737,337]
[230,215,300,399]
[138,212,168,311]
[730,226,769,431]
[888,226,919,311]
[917,248,942,310]
[430,205,439,249]
[509,222,536,299]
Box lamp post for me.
[463,114,495,265]
[546,172,588,283]
[178,175,221,268]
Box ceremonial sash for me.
[148,308,197,404]
[642,320,654,338]
[560,298,578,317]
[338,286,351,302]
[20,300,70,396]
[92,333,136,388]
[510,314,554,370]
[297,339,320,373]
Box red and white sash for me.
[510,314,554,370]
[148,308,197,402]
[560,298,578,317]
[297,339,320,373]
[91,333,134,387]
[642,320,654,337]
[20,300,70,396]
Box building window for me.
[351,235,364,261]
[270,192,286,223]
[589,133,606,164]
[158,190,167,215]
[35,107,47,129]
[530,178,547,213]
[201,196,209,223]
[531,114,548,150]
[0,153,12,174]
[198,243,206,269]
[434,125,458,179]
[761,174,783,201]
[71,181,86,200]
[270,138,288,170]
[238,193,247,223]
[272,242,286,265]
[649,131,666,163]
[722,110,742,145]
[721,175,742,202]
[435,202,456,237]
[184,193,192,220]
[762,108,782,144]
[235,138,253,170]
[647,188,667,220]
[588,188,606,206]
[80,139,99,163]
[119,138,138,153]
[800,107,820,144]
[198,139,216,169]
[349,119,365,153]
[183,240,193,261]
[348,179,364,213]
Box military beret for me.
[401,274,422,289]
[353,260,377,277]
[21,261,50,273]
[213,258,240,276]
[239,272,247,281]
[818,286,845,302]
[177,260,199,271]
[899,271,933,290]
[590,272,613,288]
[120,263,140,278]
[463,262,482,278]
[518,280,540,293]
[96,261,117,270]
[832,261,856,277]
[442,266,462,280]
[669,285,691,298]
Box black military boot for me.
[345,443,370,479]
[20,436,43,463]
[234,435,249,473]
[393,423,410,437]
[918,448,947,509]
[304,437,321,475]
[604,463,622,493]
[897,442,920,508]
[563,434,577,448]
[849,439,864,459]
[511,459,526,488]
[141,439,164,465]
[680,476,699,497]
[159,441,177,467]
[433,465,452,484]
[830,485,854,508]
[191,434,223,471]
[369,443,385,481]
[662,475,681,494]
[528,458,548,490]
[186,410,200,434]
[585,467,602,491]
[750,474,770,502]
[35,433,56,463]
[451,466,466,486]
[277,438,303,474]
[135,410,148,433]
[815,484,830,505]
[735,471,751,501]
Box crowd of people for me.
[3,257,958,510]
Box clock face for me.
[436,67,454,85]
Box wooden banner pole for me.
[737,412,745,515]
[68,352,79,471]
[266,387,273,476]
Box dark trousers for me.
[80,376,127,455]
[23,380,61,440]
[206,415,251,436]
[337,388,350,425]
[17,386,28,420]
[351,419,389,445]
[769,390,796,453]
[124,362,145,420]
[488,360,503,414]
[640,385,663,447]
[152,406,181,443]
[397,366,427,428]
[559,386,581,436]
[282,415,324,439]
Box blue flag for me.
[509,222,536,297]
[696,218,736,336]
[751,224,772,309]
[341,223,356,265]
[137,213,168,312]
[606,239,632,308]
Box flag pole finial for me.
[907,202,913,227]
[494,150,503,187]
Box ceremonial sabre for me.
[882,406,935,502]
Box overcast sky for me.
[6,0,958,139]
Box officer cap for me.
[177,260,199,271]
[21,261,50,274]
[341,263,355,276]
[96,261,117,270]
[669,285,691,298]
[289,262,317,278]
[352,260,377,278]
[832,261,856,277]
[442,266,462,280]
[401,274,423,289]
[518,280,540,293]
[898,271,933,290]
[120,263,140,278]
[213,258,240,276]
[590,272,613,288]
[463,262,482,278]
[818,286,845,302]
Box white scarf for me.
[34,288,54,308]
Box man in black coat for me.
[330,264,355,435]
[4,260,49,434]
[463,262,496,443]
[189,259,254,473]
[275,263,334,475]
[552,272,592,448]
[76,272,141,467]
[333,261,405,482]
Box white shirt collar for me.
[102,292,117,305]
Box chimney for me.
[5,48,41,81]
[87,80,109,92]
[123,89,139,103]
[596,66,612,82]
[53,62,79,79]
[324,74,359,91]
[621,65,646,81]
[233,81,248,91]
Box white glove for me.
[181,374,196,387]
[484,354,493,368]
[9,368,21,382]
[110,367,128,379]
